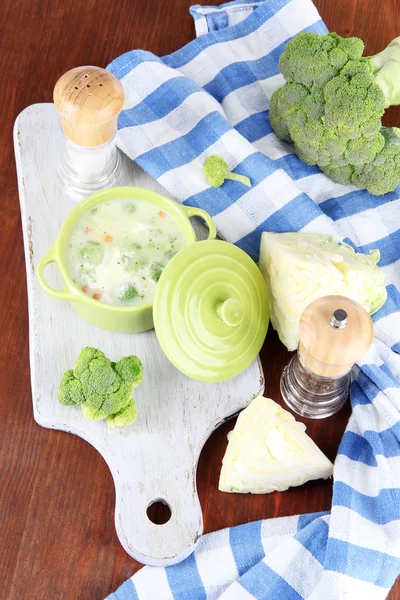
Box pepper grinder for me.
[280,295,374,419]
[54,66,125,198]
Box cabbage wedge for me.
[219,397,333,494]
[259,232,387,351]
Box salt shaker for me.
[53,66,125,198]
[280,295,374,419]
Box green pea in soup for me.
[66,199,186,305]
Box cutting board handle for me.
[113,435,203,565]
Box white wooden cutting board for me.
[13,103,265,566]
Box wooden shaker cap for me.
[53,66,124,147]
[298,295,374,377]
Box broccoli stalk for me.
[203,154,252,188]
[58,347,143,428]
[269,32,400,195]
[368,37,400,107]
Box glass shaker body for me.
[58,134,124,199]
[280,353,351,419]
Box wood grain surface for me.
[0,0,399,598]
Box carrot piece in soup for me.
[105,235,113,242]
[81,285,89,293]
[92,293,102,300]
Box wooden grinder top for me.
[299,295,374,377]
[53,66,124,147]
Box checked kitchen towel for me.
[107,0,400,598]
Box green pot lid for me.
[153,240,269,382]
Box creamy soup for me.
[66,199,187,306]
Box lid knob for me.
[53,66,124,147]
[217,298,244,327]
[299,295,374,377]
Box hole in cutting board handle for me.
[147,499,172,525]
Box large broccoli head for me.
[58,347,143,428]
[269,32,400,195]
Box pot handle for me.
[183,206,217,241]
[37,246,78,302]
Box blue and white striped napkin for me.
[106,1,400,598]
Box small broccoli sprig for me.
[58,347,143,428]
[203,155,251,188]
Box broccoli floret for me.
[323,65,385,140]
[79,241,104,266]
[203,155,252,188]
[118,284,138,302]
[269,83,308,141]
[120,239,142,253]
[58,369,85,405]
[269,32,400,195]
[280,33,365,88]
[73,346,105,377]
[150,262,164,283]
[164,249,177,261]
[114,356,144,386]
[107,400,138,428]
[122,255,147,273]
[150,228,162,236]
[353,127,400,194]
[322,164,354,186]
[100,380,133,416]
[58,347,144,427]
[82,404,108,421]
[124,201,137,214]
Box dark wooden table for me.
[1,1,399,598]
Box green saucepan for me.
[37,186,217,334]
